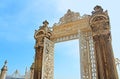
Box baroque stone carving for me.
[33,5,118,79]
[42,37,54,79]
[79,32,97,79]
[34,20,52,79]
[90,13,110,36]
[89,5,118,79]
[34,20,52,41]
[54,9,81,26]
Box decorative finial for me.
[67,9,71,13]
[43,20,49,27]
[92,5,103,14]
[94,5,103,12]
[4,60,7,66]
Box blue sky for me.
[0,0,120,79]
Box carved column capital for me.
[90,13,110,37]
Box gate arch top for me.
[51,10,91,43]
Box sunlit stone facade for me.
[33,5,118,79]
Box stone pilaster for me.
[90,5,118,79]
[33,20,52,79]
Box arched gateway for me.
[33,5,118,79]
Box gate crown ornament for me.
[53,9,81,26]
[43,20,49,27]
[92,5,103,14]
[34,20,52,40]
[90,5,110,36]
[34,20,52,48]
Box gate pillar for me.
[90,5,118,79]
[34,20,53,79]
[79,31,98,79]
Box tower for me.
[90,5,118,79]
[33,20,52,79]
[0,60,7,79]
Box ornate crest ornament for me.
[90,5,110,37]
[54,9,81,26]
[34,20,52,48]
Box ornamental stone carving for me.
[34,20,52,79]
[90,6,110,37]
[34,20,52,48]
[54,9,81,26]
[89,5,118,79]
[33,5,118,79]
[42,37,54,79]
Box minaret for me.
[33,20,52,79]
[0,60,7,79]
[90,5,118,79]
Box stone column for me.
[0,60,7,79]
[33,20,52,79]
[90,5,118,79]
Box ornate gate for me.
[33,5,118,79]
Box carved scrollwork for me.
[42,37,54,79]
[53,9,81,26]
[34,20,52,49]
[90,14,110,36]
[34,20,52,40]
[93,33,111,42]
[90,5,110,37]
